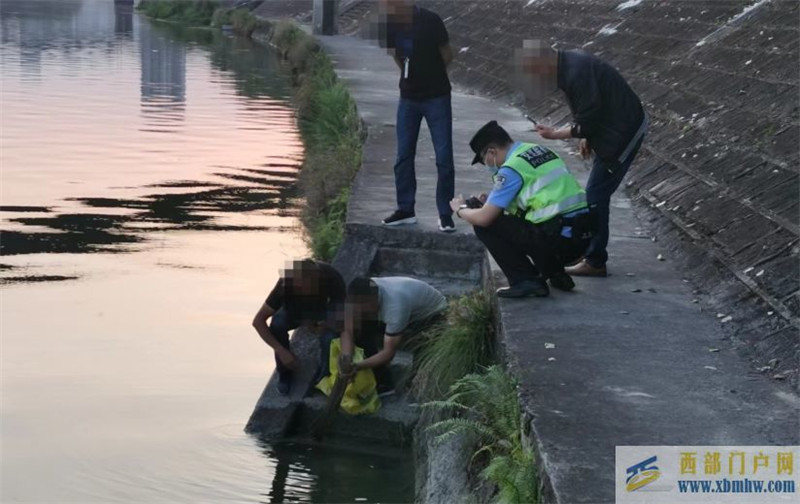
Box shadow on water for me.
[1,169,301,254]
[1,19,303,283]
[256,436,416,504]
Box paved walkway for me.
[318,34,799,504]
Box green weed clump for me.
[230,9,267,37]
[307,189,349,261]
[425,366,539,504]
[271,22,362,261]
[272,21,303,51]
[411,291,496,401]
[210,7,232,27]
[211,7,267,37]
[137,0,220,26]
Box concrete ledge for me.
[245,330,321,437]
[295,394,418,447]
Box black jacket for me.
[558,50,645,162]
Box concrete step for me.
[246,332,418,444]
[372,247,484,282]
[292,392,419,447]
[390,350,414,393]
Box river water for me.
[0,1,413,502]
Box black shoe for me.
[496,279,549,298]
[382,209,417,226]
[276,372,292,396]
[438,214,455,232]
[549,272,575,292]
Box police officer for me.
[450,121,592,298]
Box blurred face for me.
[289,264,320,296]
[511,40,557,102]
[345,295,379,335]
[380,0,414,23]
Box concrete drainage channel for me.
[246,225,489,501]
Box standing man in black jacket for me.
[518,40,648,277]
[379,0,456,232]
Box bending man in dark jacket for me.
[518,40,648,277]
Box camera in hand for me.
[465,196,484,209]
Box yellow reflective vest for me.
[498,142,588,224]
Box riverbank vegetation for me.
[138,1,267,38]
[410,292,538,503]
[425,366,539,504]
[270,22,362,260]
[410,291,496,400]
[211,6,268,37]
[136,0,220,26]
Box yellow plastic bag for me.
[315,338,381,415]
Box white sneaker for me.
[438,215,456,232]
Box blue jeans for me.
[584,137,644,267]
[394,95,455,217]
[269,307,337,382]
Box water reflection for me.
[1,5,301,282]
[139,16,186,129]
[260,439,415,504]
[0,0,129,82]
[2,4,415,502]
[114,2,133,38]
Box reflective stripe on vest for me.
[502,143,588,224]
[530,193,587,222]
[517,166,572,205]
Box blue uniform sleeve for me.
[486,167,523,210]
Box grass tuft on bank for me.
[211,7,268,37]
[137,0,220,27]
[410,290,496,401]
[425,366,539,504]
[270,22,362,261]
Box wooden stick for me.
[310,374,348,440]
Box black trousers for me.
[474,214,590,285]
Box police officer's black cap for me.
[469,120,513,165]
